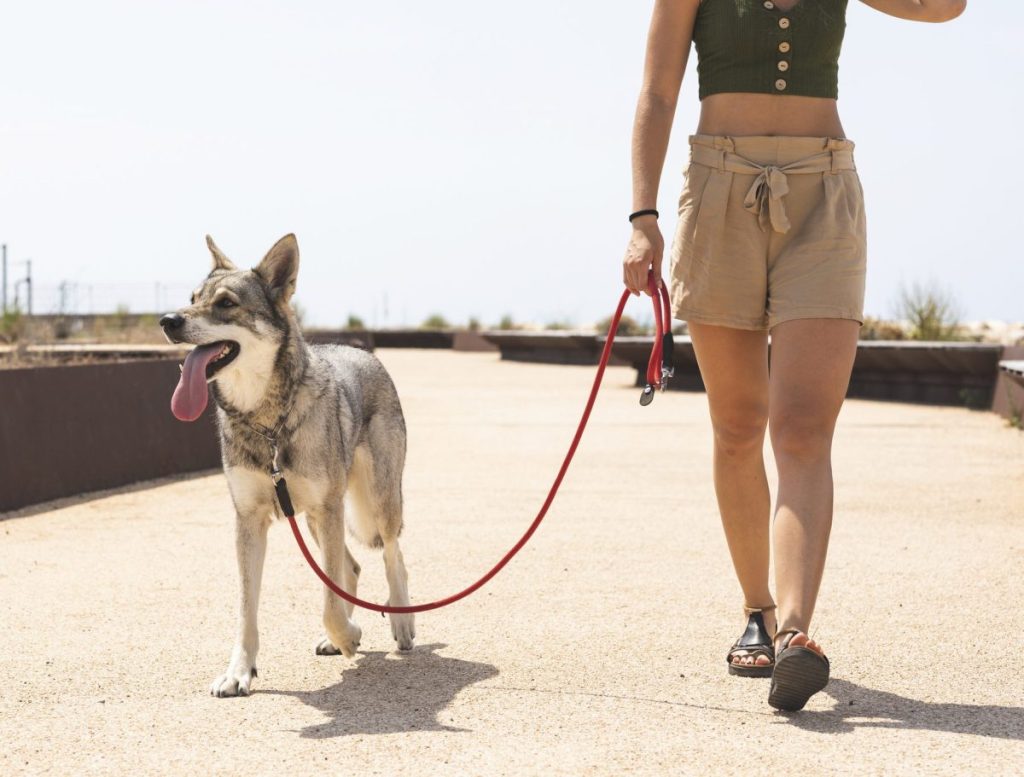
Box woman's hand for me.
[623,215,665,296]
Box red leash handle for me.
[647,278,672,387]
[286,274,672,614]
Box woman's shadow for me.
[263,643,498,739]
[781,677,1023,739]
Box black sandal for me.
[768,628,830,711]
[726,604,776,678]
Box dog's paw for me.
[390,612,416,652]
[323,620,362,658]
[315,637,344,656]
[210,665,257,698]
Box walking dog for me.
[161,234,415,697]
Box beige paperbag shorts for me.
[668,134,867,331]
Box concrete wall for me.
[0,360,221,513]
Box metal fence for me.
[12,282,195,316]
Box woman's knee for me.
[769,410,835,463]
[711,407,768,456]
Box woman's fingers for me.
[624,225,665,296]
[651,248,664,290]
[623,244,647,296]
[629,253,649,296]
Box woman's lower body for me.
[668,134,867,709]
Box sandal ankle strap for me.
[743,603,777,616]
[774,627,804,650]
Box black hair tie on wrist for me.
[629,208,659,223]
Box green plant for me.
[0,306,23,343]
[420,313,450,330]
[467,316,481,332]
[859,316,906,341]
[497,314,518,331]
[344,314,366,330]
[544,319,573,331]
[957,387,989,411]
[893,280,964,341]
[595,314,649,336]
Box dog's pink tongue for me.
[171,343,222,422]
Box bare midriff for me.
[695,92,846,138]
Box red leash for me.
[282,275,674,614]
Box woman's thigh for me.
[767,317,860,456]
[688,322,770,450]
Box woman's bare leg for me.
[688,321,776,667]
[767,317,860,657]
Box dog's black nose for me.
[160,312,185,331]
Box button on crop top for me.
[692,0,848,100]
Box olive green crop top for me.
[692,0,848,100]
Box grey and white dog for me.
[161,233,414,697]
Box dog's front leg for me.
[211,513,269,697]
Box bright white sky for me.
[1,1,1019,328]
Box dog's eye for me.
[216,298,236,309]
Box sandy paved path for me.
[2,349,1022,776]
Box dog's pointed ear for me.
[206,235,237,272]
[254,234,300,303]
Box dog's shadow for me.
[264,643,498,738]
[778,677,1024,739]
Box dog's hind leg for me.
[308,501,362,658]
[382,537,415,651]
[211,512,269,697]
[348,437,416,652]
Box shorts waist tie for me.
[688,140,856,234]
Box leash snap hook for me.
[660,365,675,392]
[270,443,283,484]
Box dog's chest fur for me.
[213,342,402,521]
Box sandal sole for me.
[728,662,773,678]
[768,647,830,711]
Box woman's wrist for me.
[630,213,660,231]
[629,208,659,223]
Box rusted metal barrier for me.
[0,359,220,513]
[480,331,627,366]
[608,335,1014,411]
[992,347,1024,424]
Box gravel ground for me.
[2,349,1022,776]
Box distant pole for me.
[1,244,6,314]
[26,259,32,316]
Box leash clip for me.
[270,443,283,484]
[660,365,675,391]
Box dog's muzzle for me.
[160,312,185,342]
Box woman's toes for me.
[787,632,824,657]
[754,654,771,666]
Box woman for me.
[623,0,966,711]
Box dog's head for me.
[161,233,300,421]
